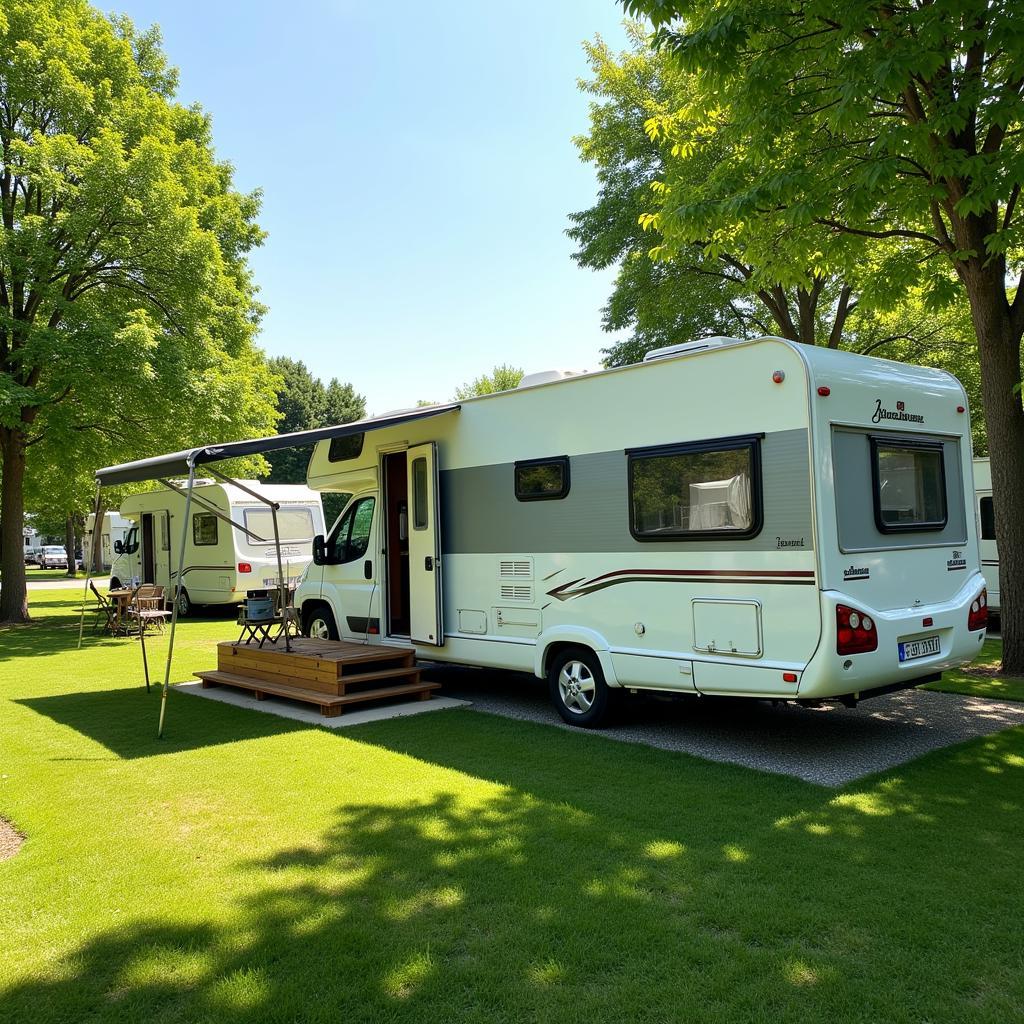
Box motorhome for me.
[84,511,133,571]
[973,458,1000,614]
[110,481,325,616]
[293,335,988,727]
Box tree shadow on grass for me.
[2,715,1022,1024]
[14,687,308,760]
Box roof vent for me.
[517,369,584,389]
[643,337,743,362]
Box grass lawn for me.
[1,591,1022,1023]
[926,637,1024,702]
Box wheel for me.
[303,604,338,640]
[548,647,613,728]
[175,588,192,618]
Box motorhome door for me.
[406,442,443,645]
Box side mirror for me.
[113,540,123,554]
[312,534,326,566]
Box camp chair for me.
[89,581,119,635]
[127,584,172,634]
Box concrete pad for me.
[422,665,1024,787]
[176,681,470,728]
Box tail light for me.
[238,562,253,574]
[968,588,988,631]
[837,604,878,654]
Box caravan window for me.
[328,432,364,463]
[628,436,762,540]
[243,507,315,543]
[870,438,947,531]
[412,458,428,530]
[980,496,995,540]
[515,457,570,501]
[192,513,219,546]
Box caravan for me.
[293,335,988,726]
[111,481,325,615]
[973,458,1000,614]
[84,511,133,571]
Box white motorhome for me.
[293,336,988,726]
[84,511,133,571]
[973,458,1000,613]
[110,481,325,615]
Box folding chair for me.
[89,581,119,635]
[127,584,172,634]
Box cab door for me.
[321,493,380,641]
[406,442,443,645]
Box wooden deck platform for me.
[194,639,439,717]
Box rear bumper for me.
[798,573,987,699]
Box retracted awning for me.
[95,403,460,487]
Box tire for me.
[175,588,192,618]
[548,647,614,728]
[303,604,339,641]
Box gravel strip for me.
[422,664,1024,787]
[0,817,24,861]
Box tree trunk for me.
[64,515,76,578]
[967,275,1024,673]
[0,426,30,623]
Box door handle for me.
[364,559,372,580]
[424,556,433,571]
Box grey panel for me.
[831,428,966,551]
[442,428,812,554]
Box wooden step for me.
[194,669,439,718]
[206,661,422,697]
[218,639,415,683]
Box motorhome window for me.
[870,438,947,531]
[159,514,170,551]
[328,496,375,563]
[412,458,428,530]
[243,507,315,543]
[328,432,364,463]
[515,457,570,501]
[628,437,761,540]
[192,513,219,546]
[979,496,995,540]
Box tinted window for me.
[629,438,761,539]
[515,457,570,501]
[412,458,428,530]
[328,497,375,563]
[328,433,364,462]
[980,496,995,540]
[871,439,946,531]
[192,513,219,546]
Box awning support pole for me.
[158,461,196,738]
[77,481,103,650]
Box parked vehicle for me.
[38,545,69,569]
[109,481,325,616]
[294,334,987,726]
[973,458,1001,615]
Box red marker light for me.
[922,617,933,627]
[772,370,785,384]
[817,386,831,397]
[783,672,798,683]
[237,562,252,573]
[957,405,965,413]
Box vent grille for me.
[500,584,533,602]
[499,559,533,579]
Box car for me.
[38,545,69,569]
[24,546,41,565]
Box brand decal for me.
[844,565,870,581]
[872,398,924,425]
[776,536,806,549]
[266,546,301,559]
[947,550,967,572]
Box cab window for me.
[328,496,375,564]
[123,526,139,554]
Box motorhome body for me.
[84,511,133,571]
[973,458,1000,613]
[111,481,325,615]
[294,336,987,726]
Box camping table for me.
[106,589,134,633]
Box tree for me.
[0,0,275,621]
[623,0,1024,671]
[454,365,524,399]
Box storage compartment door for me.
[692,599,762,656]
[407,442,443,645]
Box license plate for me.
[898,635,940,662]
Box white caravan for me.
[294,335,988,726]
[973,458,1000,613]
[110,481,325,615]
[84,511,133,571]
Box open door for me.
[406,442,443,645]
[141,513,156,584]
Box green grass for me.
[926,637,1024,702]
[2,565,85,581]
[2,592,1023,1023]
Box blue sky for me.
[113,1,632,413]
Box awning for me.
[95,403,460,487]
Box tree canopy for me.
[0,0,277,620]
[454,365,524,399]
